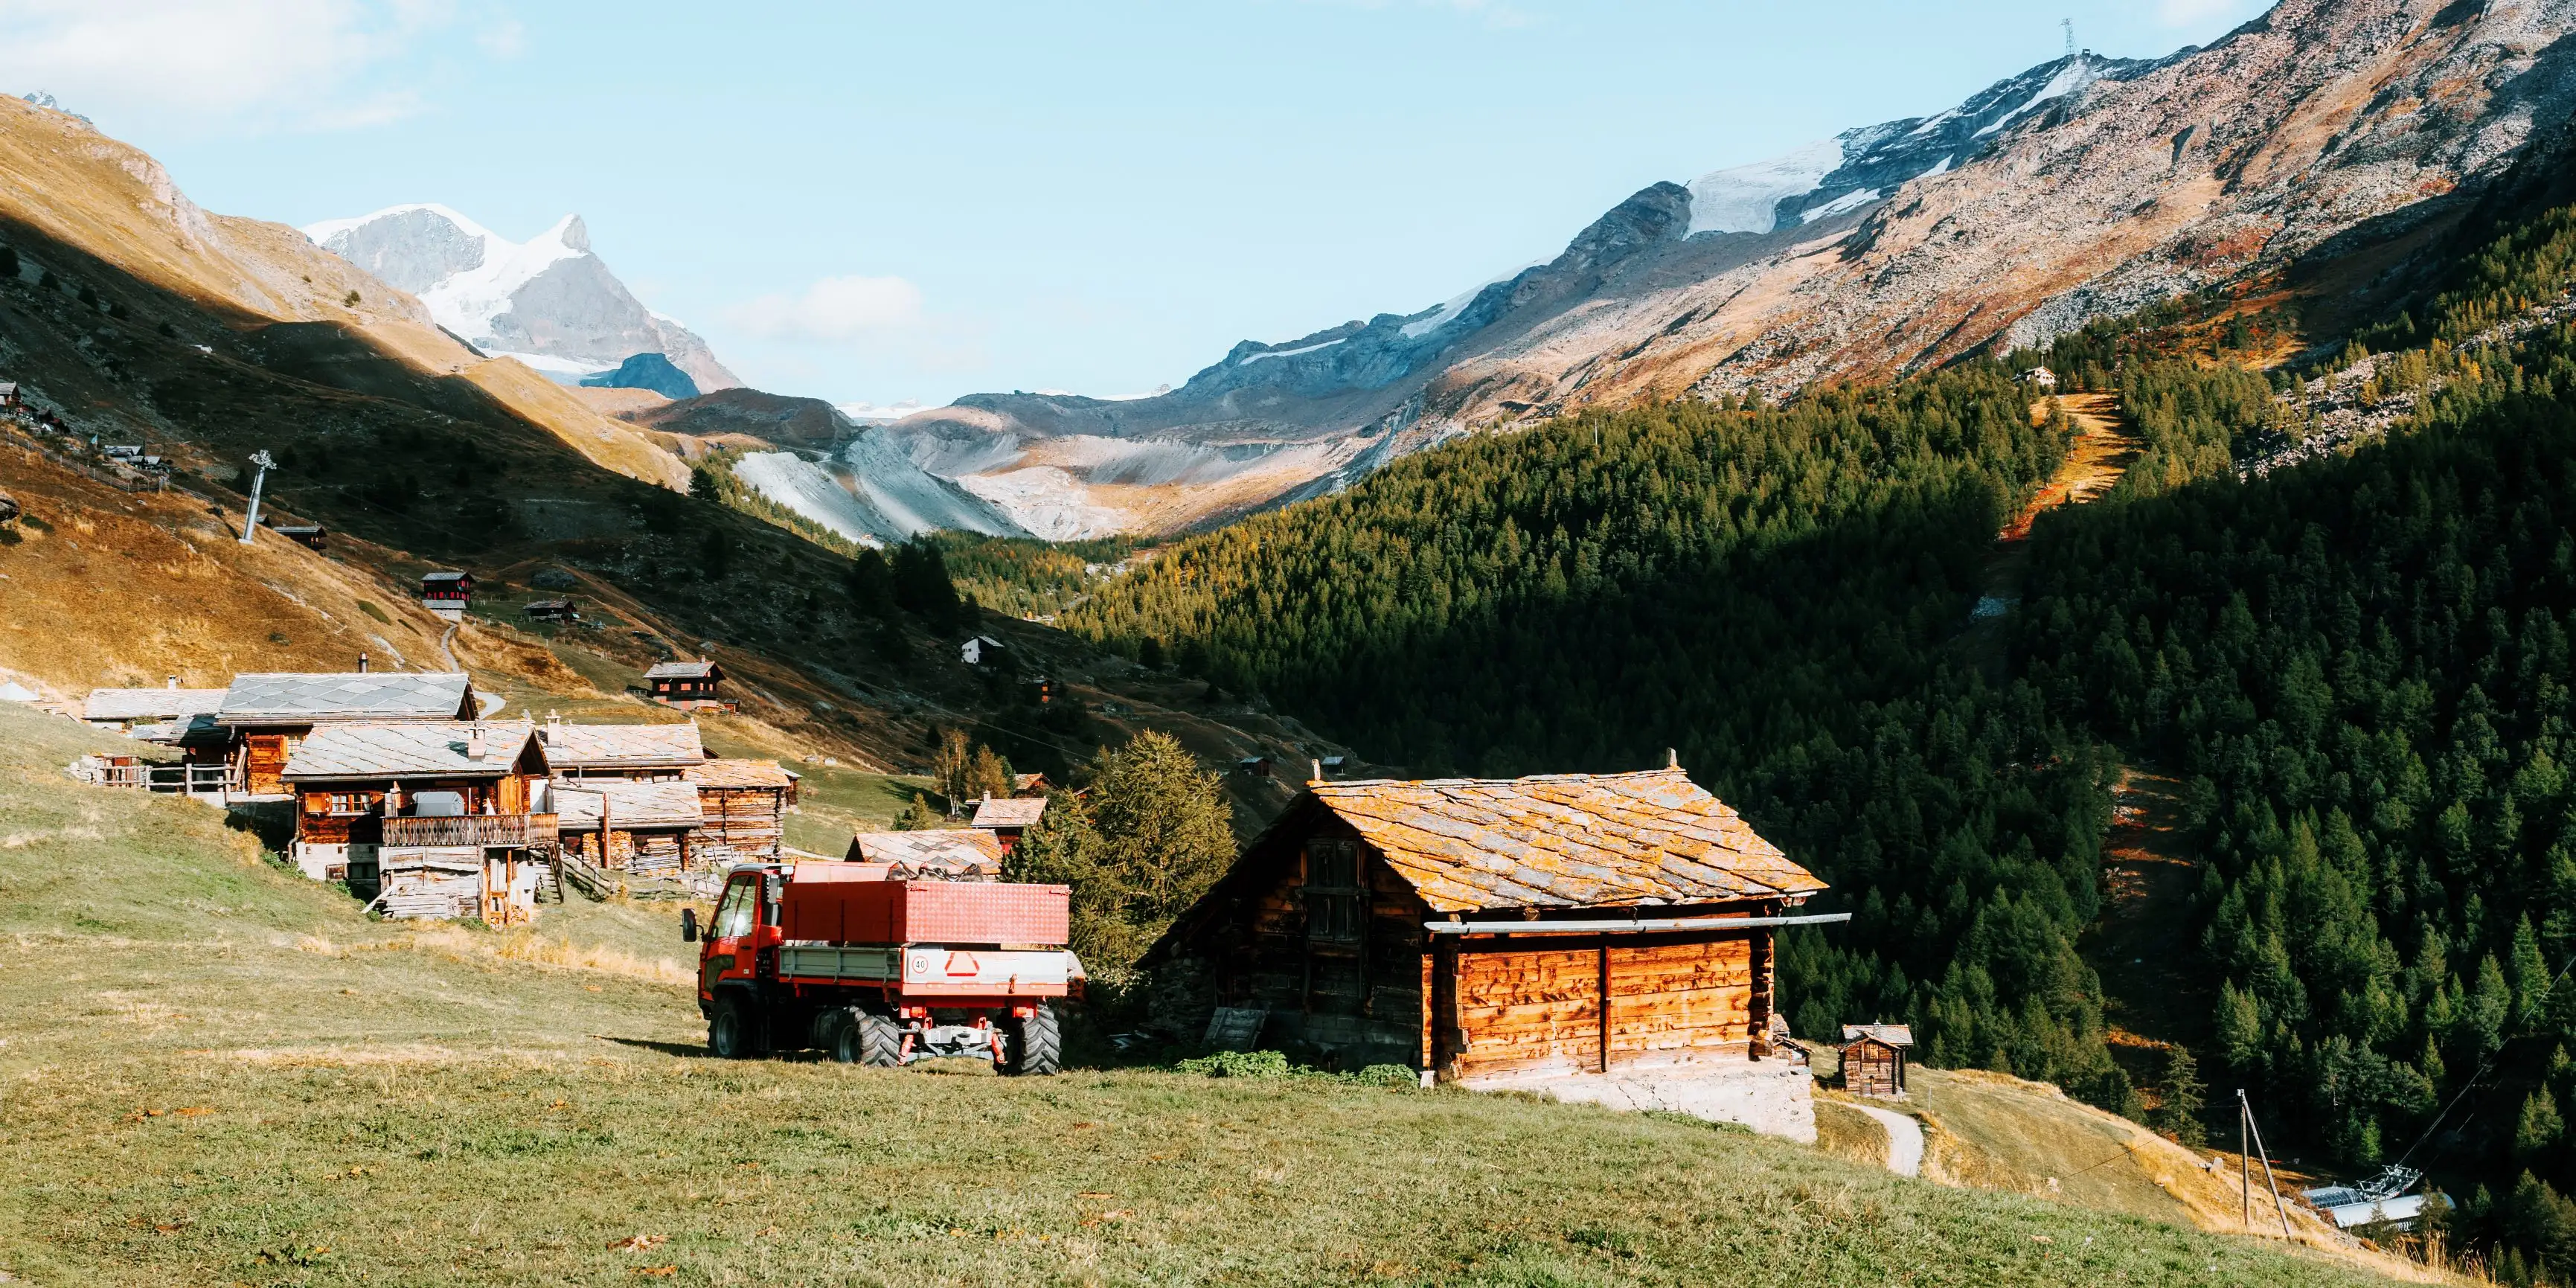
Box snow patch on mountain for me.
[304,204,740,393]
[1686,139,1845,237]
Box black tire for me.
[835,1005,903,1068]
[708,994,757,1060]
[1000,1004,1060,1077]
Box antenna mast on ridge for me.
[2063,18,2076,59]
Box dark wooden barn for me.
[420,571,474,616]
[644,659,730,711]
[1145,766,1837,1080]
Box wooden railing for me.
[382,813,558,849]
[80,760,237,794]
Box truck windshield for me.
[712,878,757,940]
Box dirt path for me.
[1853,1103,1926,1178]
[1961,394,2142,679]
[2084,767,2206,1053]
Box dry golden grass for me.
[1814,1097,1894,1170]
[0,454,454,696]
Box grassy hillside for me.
[0,703,2423,1287]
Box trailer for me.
[684,861,1079,1074]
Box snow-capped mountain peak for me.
[304,205,739,393]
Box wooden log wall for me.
[1447,932,1759,1080]
[698,787,783,856]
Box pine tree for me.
[2157,1044,2208,1147]
[889,794,940,832]
[930,728,973,811]
[2517,1087,2565,1164]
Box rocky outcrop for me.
[900,0,2576,536]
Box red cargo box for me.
[782,871,1068,946]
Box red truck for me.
[682,861,1080,1074]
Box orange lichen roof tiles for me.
[1309,768,1824,912]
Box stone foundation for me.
[1458,1054,1817,1142]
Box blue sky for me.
[10,0,2269,411]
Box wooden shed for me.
[969,794,1047,852]
[1145,767,1836,1080]
[551,780,704,874]
[214,671,478,795]
[685,757,796,859]
[1838,1024,1914,1098]
[279,720,554,922]
[272,525,327,551]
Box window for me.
[712,878,758,941]
[1303,838,1364,943]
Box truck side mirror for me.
[680,907,698,943]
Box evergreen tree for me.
[2158,1044,2208,1147]
[890,794,941,832]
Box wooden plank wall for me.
[1606,936,1753,1067]
[245,735,287,795]
[1449,932,1759,1079]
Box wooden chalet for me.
[420,571,473,618]
[960,635,1006,667]
[846,828,1007,880]
[536,720,706,781]
[552,781,703,874]
[272,525,327,551]
[643,659,731,711]
[969,793,1047,852]
[1839,1024,1913,1098]
[214,672,478,795]
[523,598,577,622]
[685,758,797,859]
[278,720,555,923]
[1144,766,1834,1080]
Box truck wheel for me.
[708,995,757,1060]
[1001,1004,1061,1077]
[834,1007,902,1068]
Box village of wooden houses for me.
[13,6,2542,1281]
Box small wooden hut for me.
[1145,766,1834,1080]
[1838,1024,1913,1098]
[685,757,796,859]
[551,781,703,874]
[970,794,1047,852]
[845,828,1007,880]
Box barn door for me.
[1451,944,1600,1079]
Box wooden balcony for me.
[382,813,558,850]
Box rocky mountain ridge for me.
[893,0,2576,536]
[304,204,740,394]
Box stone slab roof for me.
[1308,767,1824,913]
[281,720,539,781]
[218,672,474,725]
[1842,1024,1915,1048]
[686,758,795,789]
[845,829,1006,879]
[538,722,705,769]
[970,796,1048,829]
[644,660,718,680]
[84,688,227,722]
[552,780,704,829]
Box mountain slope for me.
[625,388,1026,543]
[305,203,740,394]
[900,0,2576,536]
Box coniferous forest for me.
[1068,168,2576,1278]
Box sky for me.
[5,0,2272,413]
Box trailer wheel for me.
[834,1006,903,1068]
[708,995,757,1060]
[1001,1004,1060,1077]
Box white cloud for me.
[725,275,926,341]
[476,16,527,58]
[0,0,484,132]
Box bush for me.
[1175,1049,1291,1079]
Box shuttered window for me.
[1303,838,1363,943]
